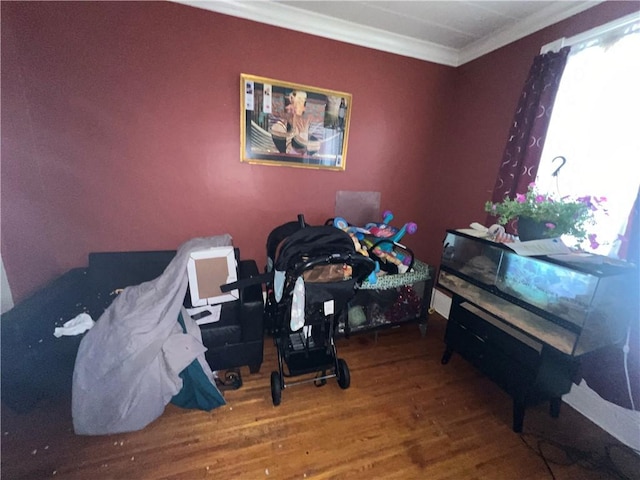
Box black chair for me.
[186,252,264,374]
[1,248,264,413]
[89,248,265,375]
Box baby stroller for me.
[267,218,375,406]
[263,216,309,335]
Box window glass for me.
[536,25,640,257]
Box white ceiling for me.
[174,0,602,66]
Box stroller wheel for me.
[270,371,282,406]
[336,358,350,389]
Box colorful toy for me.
[333,217,378,283]
[332,217,369,256]
[333,217,369,240]
[363,211,417,271]
[360,237,412,271]
[364,210,417,243]
[334,211,418,275]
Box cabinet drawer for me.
[444,319,487,364]
[451,301,542,369]
[444,319,537,394]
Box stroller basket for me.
[268,222,375,406]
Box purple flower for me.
[535,195,546,203]
[577,195,600,211]
[588,234,600,250]
[545,223,556,230]
[516,193,526,203]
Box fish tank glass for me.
[495,252,597,327]
[438,230,638,356]
[440,231,502,286]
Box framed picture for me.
[240,73,351,171]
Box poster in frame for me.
[240,74,351,171]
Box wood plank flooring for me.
[2,315,639,479]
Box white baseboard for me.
[564,380,640,453]
[1,255,14,314]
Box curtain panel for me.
[487,47,570,233]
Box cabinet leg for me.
[441,348,453,365]
[512,398,525,433]
[550,397,561,418]
[418,322,427,337]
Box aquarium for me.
[495,252,597,328]
[440,231,502,286]
[438,230,638,356]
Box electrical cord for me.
[622,325,636,411]
[519,432,640,480]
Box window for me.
[536,18,640,258]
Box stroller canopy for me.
[274,226,357,273]
[265,220,309,271]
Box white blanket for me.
[72,235,232,435]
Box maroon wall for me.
[1,1,637,303]
[1,1,455,302]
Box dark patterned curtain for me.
[487,47,570,232]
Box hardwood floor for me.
[2,315,639,479]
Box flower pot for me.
[517,216,550,241]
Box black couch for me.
[1,249,264,413]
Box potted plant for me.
[485,183,606,246]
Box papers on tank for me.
[504,238,572,256]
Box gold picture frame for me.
[240,74,351,171]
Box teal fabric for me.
[170,313,226,410]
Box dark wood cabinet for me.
[437,230,638,432]
[443,298,578,431]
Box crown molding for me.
[173,0,459,65]
[458,1,604,65]
[541,10,640,54]
[172,0,603,67]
